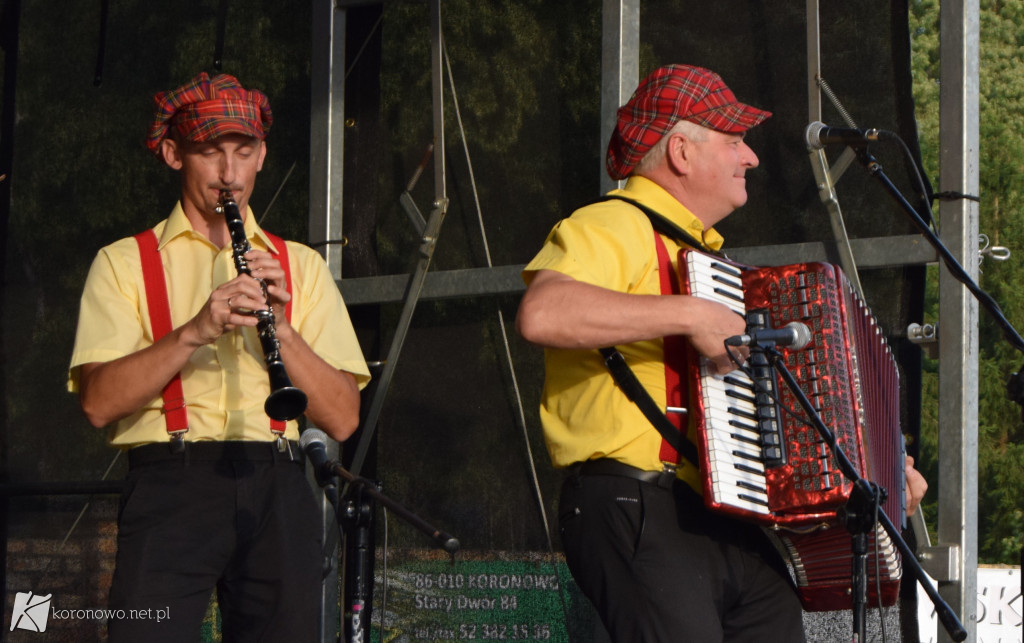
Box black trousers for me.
[107,442,323,643]
[559,470,806,643]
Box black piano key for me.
[709,260,742,278]
[735,463,763,476]
[730,432,761,446]
[732,449,762,463]
[713,287,745,304]
[727,389,756,405]
[712,273,743,290]
[737,480,768,494]
[723,375,754,391]
[738,493,770,507]
[729,419,758,432]
[729,407,757,421]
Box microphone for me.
[726,322,813,350]
[805,121,892,150]
[299,428,336,488]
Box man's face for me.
[166,133,266,221]
[683,129,759,227]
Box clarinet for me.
[217,190,308,422]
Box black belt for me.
[128,440,303,468]
[571,458,677,489]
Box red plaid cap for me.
[606,65,771,180]
[145,72,273,155]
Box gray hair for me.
[632,119,710,177]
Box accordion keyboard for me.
[683,252,785,517]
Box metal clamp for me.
[918,543,962,583]
[979,233,1011,267]
[907,322,938,359]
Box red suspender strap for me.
[654,232,689,465]
[134,230,190,439]
[262,231,292,436]
[263,231,292,323]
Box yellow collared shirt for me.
[523,176,725,491]
[68,202,370,447]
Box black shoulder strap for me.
[599,347,700,468]
[591,194,723,257]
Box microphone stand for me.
[759,343,967,642]
[326,461,461,557]
[846,142,1024,640]
[339,481,376,643]
[848,145,1024,409]
[317,459,461,643]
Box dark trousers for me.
[559,471,806,643]
[107,442,323,643]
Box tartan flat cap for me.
[145,72,273,155]
[606,64,771,180]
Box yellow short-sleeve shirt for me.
[523,176,725,490]
[68,202,371,447]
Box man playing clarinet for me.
[68,72,369,642]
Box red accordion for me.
[677,249,906,612]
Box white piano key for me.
[703,440,766,474]
[708,484,771,514]
[687,262,745,292]
[706,457,768,490]
[687,260,744,284]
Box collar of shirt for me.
[609,176,725,252]
[156,201,283,254]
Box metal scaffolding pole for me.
[599,0,639,196]
[936,0,981,640]
[309,1,347,639]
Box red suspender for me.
[134,229,294,442]
[134,230,190,440]
[654,232,689,464]
[264,231,292,321]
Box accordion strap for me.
[590,194,723,257]
[599,347,699,468]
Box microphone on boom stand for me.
[299,429,460,556]
[300,429,460,643]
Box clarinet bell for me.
[265,361,308,421]
[265,385,308,422]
